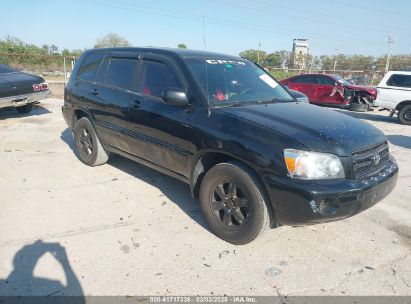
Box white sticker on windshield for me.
[206,59,246,65]
[259,74,278,88]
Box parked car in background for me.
[280,73,377,108]
[0,64,50,114]
[62,47,398,244]
[374,71,411,125]
[346,76,370,86]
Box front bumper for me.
[263,158,398,226]
[0,91,51,109]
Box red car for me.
[281,73,377,107]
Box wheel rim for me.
[78,128,93,157]
[211,181,249,227]
[403,110,411,121]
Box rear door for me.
[288,75,317,102]
[70,51,106,122]
[92,51,140,154]
[127,53,194,177]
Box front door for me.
[314,75,343,105]
[127,54,194,177]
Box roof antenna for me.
[202,13,211,117]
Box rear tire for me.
[398,105,411,125]
[199,161,270,245]
[349,102,368,112]
[15,104,33,114]
[74,117,109,166]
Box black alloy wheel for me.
[199,161,270,244]
[73,117,109,166]
[211,181,249,227]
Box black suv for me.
[62,48,398,244]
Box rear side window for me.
[386,74,411,88]
[293,75,317,84]
[138,60,182,98]
[105,57,138,91]
[77,52,105,81]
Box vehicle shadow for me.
[60,128,209,232]
[334,109,400,124]
[0,104,51,120]
[387,135,411,150]
[0,240,84,303]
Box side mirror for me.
[163,89,189,107]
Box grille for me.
[352,141,389,179]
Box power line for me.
[235,0,408,34]
[81,0,387,48]
[249,0,408,29]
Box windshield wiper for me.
[257,98,280,104]
[213,101,245,108]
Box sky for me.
[1,0,410,56]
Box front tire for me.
[349,102,368,112]
[74,117,109,166]
[199,161,270,245]
[15,104,33,114]
[398,105,411,125]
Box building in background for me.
[292,39,309,69]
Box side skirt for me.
[107,146,190,184]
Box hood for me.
[346,84,377,95]
[221,102,386,156]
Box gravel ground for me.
[0,99,410,297]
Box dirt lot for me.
[0,99,410,297]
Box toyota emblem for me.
[372,153,381,165]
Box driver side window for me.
[138,60,182,99]
[316,76,335,86]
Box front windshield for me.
[184,57,294,106]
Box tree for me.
[94,33,131,48]
[264,52,281,67]
[177,43,187,49]
[239,49,267,64]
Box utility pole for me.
[257,42,261,64]
[385,35,394,74]
[333,49,339,74]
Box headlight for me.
[284,149,345,179]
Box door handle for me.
[132,100,141,108]
[91,89,99,95]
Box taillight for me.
[33,83,48,92]
[40,83,48,91]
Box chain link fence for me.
[0,51,394,99]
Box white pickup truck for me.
[373,71,411,125]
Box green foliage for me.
[269,70,299,80]
[178,43,187,49]
[239,49,267,64]
[0,36,82,73]
[94,33,131,48]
